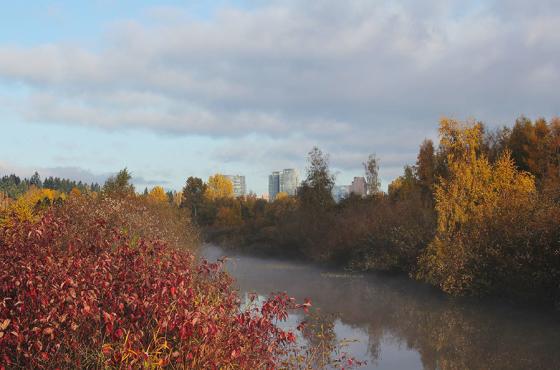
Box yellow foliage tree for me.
[205,174,234,201]
[417,118,536,294]
[0,187,61,227]
[0,191,11,212]
[69,187,82,198]
[275,192,289,201]
[148,186,168,203]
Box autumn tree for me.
[417,118,536,295]
[215,203,243,227]
[0,187,61,227]
[388,166,418,201]
[69,187,82,198]
[482,125,511,163]
[545,117,560,196]
[205,174,234,201]
[363,154,381,196]
[275,192,289,201]
[414,140,436,204]
[148,186,168,202]
[0,191,10,212]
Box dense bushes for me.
[417,120,560,305]
[328,196,435,273]
[0,194,319,368]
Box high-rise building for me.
[279,169,299,196]
[349,176,367,197]
[268,171,281,201]
[224,175,246,197]
[268,169,299,201]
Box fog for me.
[203,244,560,369]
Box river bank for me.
[202,243,560,370]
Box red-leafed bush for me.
[0,195,313,369]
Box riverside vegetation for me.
[190,117,560,308]
[1,116,558,367]
[0,171,362,368]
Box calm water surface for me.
[202,244,560,370]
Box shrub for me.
[0,195,318,369]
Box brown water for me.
[202,244,560,370]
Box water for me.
[202,244,560,370]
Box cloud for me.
[0,0,559,181]
[132,176,171,187]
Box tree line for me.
[0,172,101,199]
[2,116,559,307]
[184,116,560,307]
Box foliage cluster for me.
[0,172,100,199]
[0,192,334,368]
[417,119,560,302]
[0,187,65,228]
[198,117,560,307]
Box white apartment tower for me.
[280,169,299,196]
[224,175,247,197]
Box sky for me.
[1,0,559,194]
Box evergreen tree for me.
[103,168,134,196]
[29,172,42,188]
[181,177,207,219]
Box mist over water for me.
[202,244,560,370]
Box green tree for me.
[29,172,42,188]
[181,177,207,219]
[103,168,135,196]
[298,147,335,211]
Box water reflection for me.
[202,244,560,370]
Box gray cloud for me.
[0,0,559,183]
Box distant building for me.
[332,185,350,203]
[268,169,300,201]
[349,176,367,197]
[268,171,281,201]
[280,169,299,196]
[224,175,246,197]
